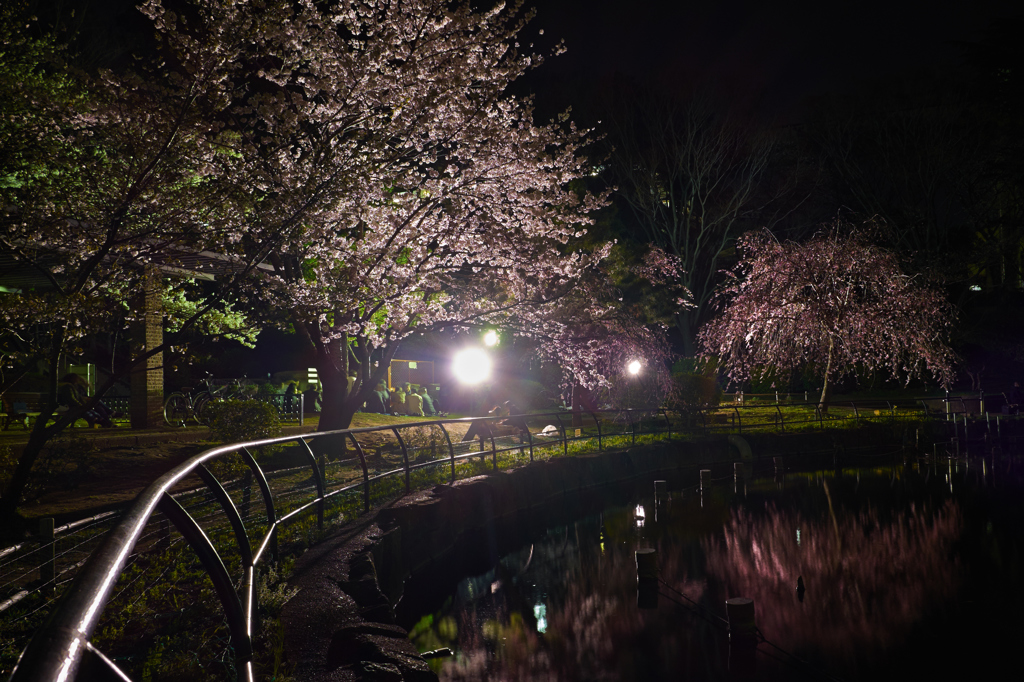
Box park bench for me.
[0,392,70,430]
[1,392,44,430]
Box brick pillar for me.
[130,273,164,428]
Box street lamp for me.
[627,360,642,376]
[452,347,492,385]
[483,329,499,347]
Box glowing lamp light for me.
[452,348,492,385]
[483,329,499,347]
[627,360,642,376]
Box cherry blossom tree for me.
[0,0,631,520]
[136,0,614,430]
[0,2,282,523]
[698,221,955,409]
[527,253,682,410]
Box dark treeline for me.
[548,15,1024,387]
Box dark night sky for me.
[521,0,1022,120]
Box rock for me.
[356,661,403,681]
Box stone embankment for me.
[280,424,912,681]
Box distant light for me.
[534,604,548,633]
[628,360,642,376]
[452,348,491,385]
[796,529,801,546]
[483,329,499,347]
[969,285,982,292]
[634,504,646,528]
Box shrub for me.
[206,399,282,444]
[0,437,94,502]
[668,358,722,413]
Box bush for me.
[0,437,94,502]
[206,399,282,444]
[668,358,722,413]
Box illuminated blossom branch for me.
[138,0,615,429]
[698,220,955,408]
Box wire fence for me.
[0,399,960,681]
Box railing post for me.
[299,393,304,426]
[346,433,370,513]
[775,404,784,432]
[392,427,411,494]
[591,410,603,450]
[732,406,741,433]
[240,447,277,563]
[438,423,456,483]
[484,421,497,470]
[39,518,54,594]
[195,464,253,568]
[298,439,325,531]
[660,409,672,440]
[156,494,253,672]
[554,413,568,457]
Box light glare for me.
[628,360,642,375]
[453,348,491,385]
[483,329,499,346]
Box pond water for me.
[399,454,1024,681]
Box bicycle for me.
[163,379,216,427]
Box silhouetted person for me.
[57,373,113,427]
[420,387,436,416]
[405,388,424,417]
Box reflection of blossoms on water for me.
[704,498,962,659]
[416,513,708,681]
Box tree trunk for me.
[818,337,835,414]
[316,360,352,432]
[677,311,697,358]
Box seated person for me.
[500,400,528,433]
[405,389,424,417]
[420,387,436,416]
[392,386,407,415]
[57,373,114,427]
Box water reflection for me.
[406,463,991,680]
[704,497,962,663]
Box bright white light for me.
[628,360,642,376]
[483,329,499,347]
[534,603,548,633]
[452,348,491,385]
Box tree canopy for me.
[698,221,955,407]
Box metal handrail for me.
[8,401,934,681]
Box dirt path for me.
[9,416,473,523]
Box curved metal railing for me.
[7,402,930,681]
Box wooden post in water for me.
[726,597,757,645]
[635,549,658,609]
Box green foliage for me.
[206,399,282,445]
[256,564,299,618]
[668,358,722,412]
[162,286,259,349]
[0,436,94,502]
